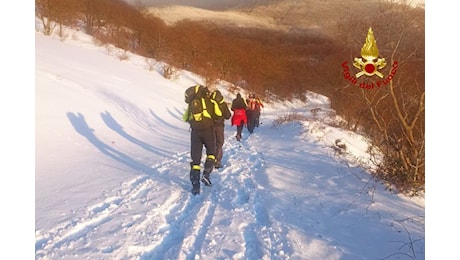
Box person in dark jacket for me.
[245,93,256,133]
[183,86,222,195]
[210,89,231,169]
[231,93,248,141]
[247,94,264,129]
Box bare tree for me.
[358,4,425,193]
[81,0,106,35]
[36,0,58,35]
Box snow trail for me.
[36,122,288,259]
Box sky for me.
[30,20,430,260]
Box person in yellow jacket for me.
[183,85,222,195]
[210,89,231,169]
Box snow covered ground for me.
[32,24,426,259]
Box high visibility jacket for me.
[183,97,222,130]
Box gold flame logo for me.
[353,28,386,78]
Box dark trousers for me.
[190,127,216,169]
[214,125,225,164]
[246,110,256,133]
[255,110,261,127]
[236,122,244,137]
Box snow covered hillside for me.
[35,27,425,259]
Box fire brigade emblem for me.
[353,27,386,78]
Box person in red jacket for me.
[231,93,248,141]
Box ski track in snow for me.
[35,125,292,259]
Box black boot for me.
[190,169,200,195]
[201,157,214,186]
[201,173,212,186]
[204,157,215,173]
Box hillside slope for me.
[35,26,425,259]
[146,0,424,36]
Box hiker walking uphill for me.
[246,93,264,133]
[183,85,222,195]
[231,93,248,141]
[250,94,264,128]
[210,89,231,169]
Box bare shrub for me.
[272,112,308,127]
[332,139,347,155]
[117,50,130,61]
[59,31,69,41]
[162,64,178,80]
[92,37,104,47]
[102,44,115,56]
[145,58,157,71]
